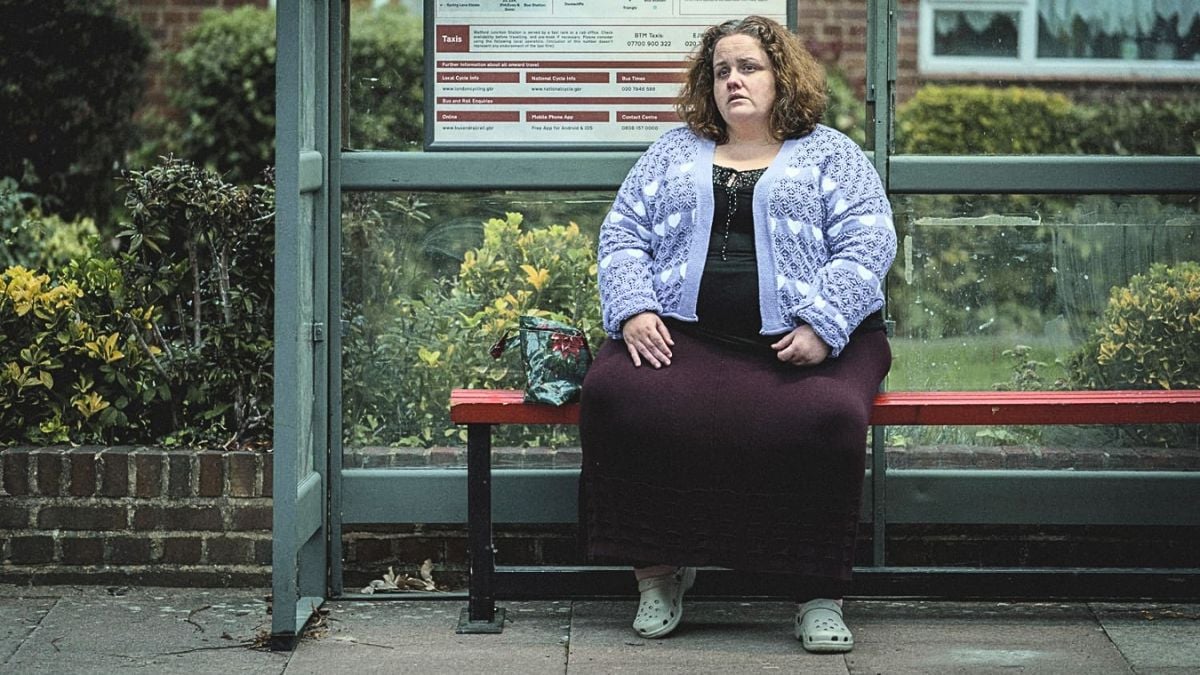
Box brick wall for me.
[3,444,1196,588]
[1,447,271,586]
[794,0,920,101]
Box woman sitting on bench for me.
[580,15,896,653]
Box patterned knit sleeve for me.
[597,141,667,338]
[793,138,896,356]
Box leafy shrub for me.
[823,69,866,146]
[1068,262,1200,447]
[1068,262,1200,391]
[160,7,277,185]
[2,178,99,272]
[116,157,275,446]
[343,213,602,447]
[0,0,150,224]
[896,85,1075,154]
[1073,96,1200,156]
[1050,196,1200,340]
[0,264,165,445]
[347,9,425,150]
[154,6,424,181]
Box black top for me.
[670,164,884,353]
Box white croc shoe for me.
[632,567,696,639]
[795,599,854,653]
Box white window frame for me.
[919,0,1200,81]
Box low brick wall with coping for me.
[2,444,1197,588]
[1,447,272,586]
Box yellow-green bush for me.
[343,213,601,447]
[0,265,165,444]
[1068,262,1200,447]
[896,85,1075,154]
[1069,262,1200,391]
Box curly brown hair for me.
[676,16,827,143]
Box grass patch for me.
[887,334,1068,392]
[884,334,1074,449]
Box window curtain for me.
[1039,0,1200,38]
[935,11,1004,35]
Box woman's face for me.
[711,33,776,134]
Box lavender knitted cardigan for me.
[597,124,895,357]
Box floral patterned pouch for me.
[492,315,593,405]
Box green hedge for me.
[0,0,149,225]
[1073,96,1200,156]
[896,85,1076,154]
[896,84,1200,156]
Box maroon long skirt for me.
[579,327,891,590]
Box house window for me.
[920,0,1200,79]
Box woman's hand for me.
[621,312,674,368]
[771,325,830,366]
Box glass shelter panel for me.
[345,4,424,152]
[886,192,1200,468]
[340,190,613,467]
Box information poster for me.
[427,0,788,149]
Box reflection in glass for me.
[346,4,424,151]
[885,193,1199,464]
[340,191,612,463]
[934,10,1020,58]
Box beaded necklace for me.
[712,165,767,262]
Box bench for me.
[450,388,1200,632]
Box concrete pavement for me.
[2,584,1197,673]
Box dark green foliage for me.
[822,69,867,146]
[896,85,1076,154]
[161,7,277,185]
[154,6,425,181]
[1073,96,1200,156]
[116,158,275,446]
[347,9,425,150]
[0,0,150,224]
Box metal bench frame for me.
[450,388,1200,632]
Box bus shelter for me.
[272,0,1200,644]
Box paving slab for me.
[844,600,1132,675]
[284,600,568,674]
[0,595,56,665]
[566,600,850,673]
[1092,603,1200,673]
[2,586,287,675]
